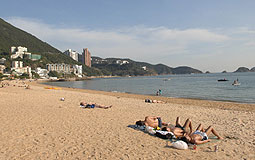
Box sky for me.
[1,0,255,72]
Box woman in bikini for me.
[136,116,192,137]
[181,124,223,144]
[161,117,193,138]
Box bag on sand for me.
[172,140,188,150]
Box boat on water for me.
[232,83,241,86]
[218,79,228,82]
[163,78,171,81]
[232,79,240,86]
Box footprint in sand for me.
[58,136,67,143]
[33,138,40,145]
[46,143,56,148]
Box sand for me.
[0,79,254,159]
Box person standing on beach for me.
[159,89,162,95]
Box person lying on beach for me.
[135,117,192,139]
[80,102,112,109]
[161,117,193,138]
[180,124,223,145]
[145,99,165,103]
[136,116,169,129]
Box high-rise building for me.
[82,48,91,67]
[63,49,78,61]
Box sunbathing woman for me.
[162,117,193,138]
[136,116,169,129]
[80,102,112,109]
[181,124,223,145]
[145,99,165,103]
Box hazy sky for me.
[1,0,255,72]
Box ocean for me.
[44,72,255,104]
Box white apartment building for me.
[0,58,6,65]
[11,46,31,59]
[73,65,83,75]
[46,63,72,73]
[11,46,28,53]
[0,65,6,74]
[46,63,82,76]
[35,67,49,78]
[142,66,147,70]
[116,60,129,65]
[11,61,31,77]
[12,61,23,68]
[63,49,79,61]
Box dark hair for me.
[161,127,168,131]
[155,132,173,139]
[180,137,189,144]
[136,120,145,126]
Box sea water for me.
[44,72,255,104]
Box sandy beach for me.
[0,80,254,160]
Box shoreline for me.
[1,79,254,159]
[33,79,255,112]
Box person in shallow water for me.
[80,102,112,109]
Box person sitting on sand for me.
[180,124,223,145]
[161,117,193,138]
[145,99,165,103]
[80,102,112,109]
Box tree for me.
[19,73,30,79]
[31,71,40,79]
[48,71,60,78]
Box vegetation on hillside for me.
[92,57,202,76]
[0,18,60,54]
[0,18,203,77]
[0,18,104,76]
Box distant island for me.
[234,67,255,73]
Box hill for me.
[0,18,203,77]
[92,57,202,76]
[0,18,61,54]
[234,67,251,73]
[0,18,102,76]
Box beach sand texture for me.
[0,80,254,159]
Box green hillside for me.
[0,18,60,54]
[92,57,202,76]
[0,18,203,77]
[0,18,103,76]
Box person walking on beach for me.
[80,102,112,109]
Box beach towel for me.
[128,125,176,140]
